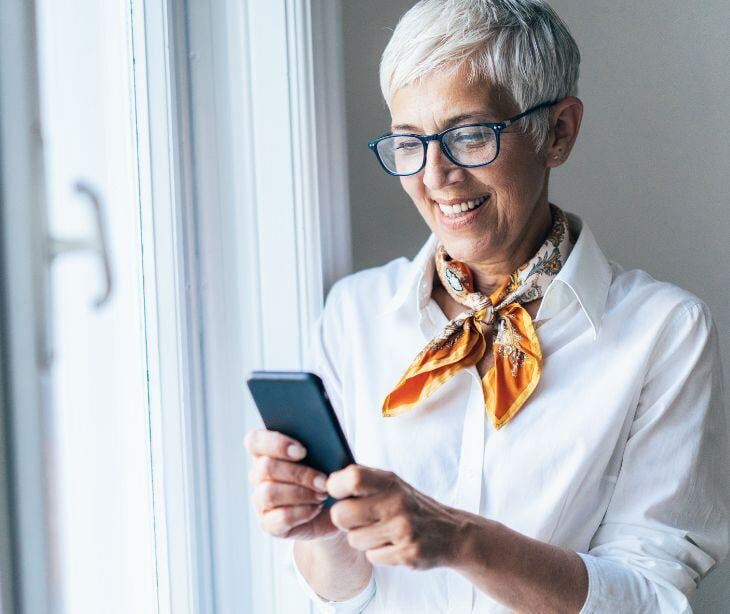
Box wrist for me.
[311,531,369,565]
[449,512,502,573]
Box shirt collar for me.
[537,211,613,339]
[382,232,439,315]
[381,210,613,339]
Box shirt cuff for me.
[576,552,691,614]
[576,552,598,614]
[288,540,376,613]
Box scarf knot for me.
[382,203,573,429]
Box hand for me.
[244,428,340,541]
[326,465,470,570]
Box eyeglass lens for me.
[376,125,498,175]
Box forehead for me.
[389,70,513,131]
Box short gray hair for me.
[379,0,580,152]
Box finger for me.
[329,495,382,531]
[243,429,307,461]
[248,455,329,493]
[327,464,396,499]
[364,543,401,567]
[259,503,323,538]
[343,521,393,552]
[252,481,329,513]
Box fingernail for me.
[287,444,306,459]
[313,475,327,491]
[315,492,328,501]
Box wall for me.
[341,1,730,610]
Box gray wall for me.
[342,1,730,610]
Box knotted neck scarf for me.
[382,204,573,429]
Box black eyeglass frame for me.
[367,99,560,177]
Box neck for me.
[463,202,553,297]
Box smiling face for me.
[390,69,553,279]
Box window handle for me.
[47,180,114,309]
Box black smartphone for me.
[246,370,356,508]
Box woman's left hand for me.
[326,464,474,570]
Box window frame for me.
[145,0,353,611]
[130,0,215,611]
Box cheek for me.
[400,176,420,197]
[488,153,545,202]
[400,177,428,209]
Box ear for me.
[544,96,583,168]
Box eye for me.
[446,126,495,152]
[394,139,421,152]
[453,131,489,146]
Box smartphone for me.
[246,370,356,508]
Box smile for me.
[436,195,489,217]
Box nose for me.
[421,140,465,191]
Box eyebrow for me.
[390,112,499,133]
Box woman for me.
[244,1,729,611]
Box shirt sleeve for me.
[291,280,377,611]
[288,540,377,613]
[578,301,730,613]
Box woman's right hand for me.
[244,428,341,541]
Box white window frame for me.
[185,1,353,610]
[130,0,215,612]
[136,0,352,611]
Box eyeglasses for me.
[367,100,558,176]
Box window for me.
[0,0,350,612]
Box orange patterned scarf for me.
[382,204,573,429]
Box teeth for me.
[437,195,488,217]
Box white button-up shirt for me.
[289,211,730,613]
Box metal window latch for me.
[46,180,114,309]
